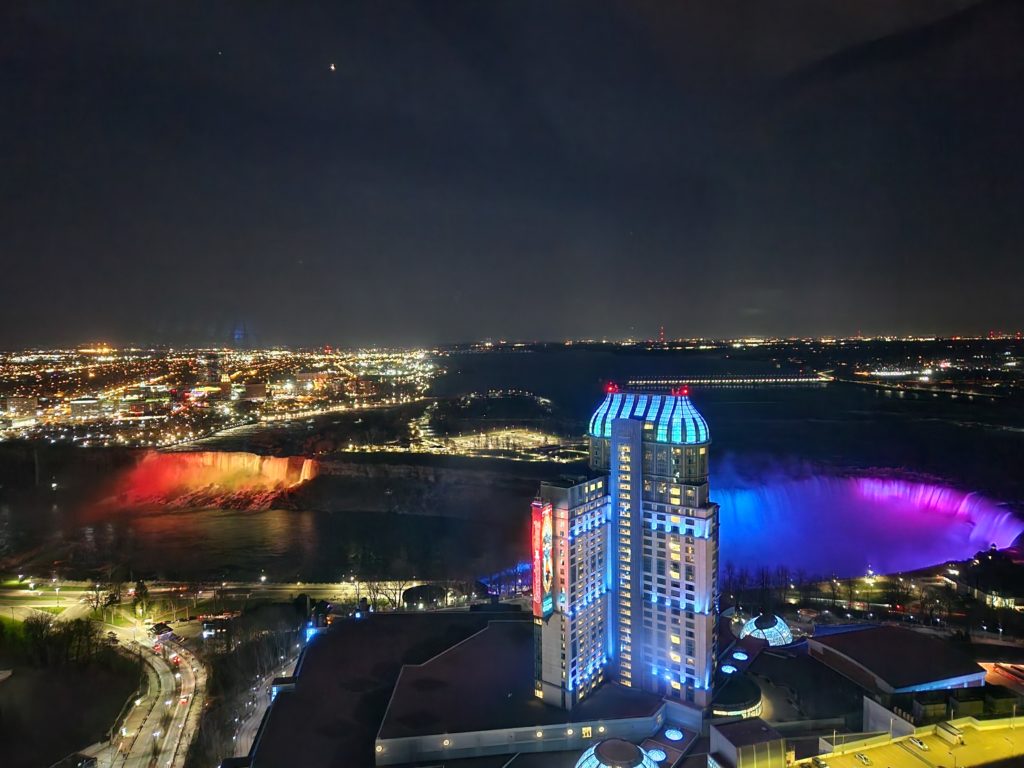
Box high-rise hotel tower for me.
[533,384,719,714]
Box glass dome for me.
[738,614,793,646]
[575,740,661,768]
[588,389,709,445]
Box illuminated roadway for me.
[77,632,202,768]
[232,655,299,758]
[0,582,205,768]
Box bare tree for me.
[775,565,791,605]
[794,568,809,602]
[380,577,414,610]
[362,580,387,611]
[828,574,840,608]
[723,562,737,602]
[757,567,773,613]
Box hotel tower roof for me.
[588,385,710,445]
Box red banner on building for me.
[531,501,553,618]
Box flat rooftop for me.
[250,613,499,768]
[712,717,782,748]
[379,620,663,739]
[809,626,984,690]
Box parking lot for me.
[800,723,1024,768]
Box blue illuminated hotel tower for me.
[533,384,718,714]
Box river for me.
[2,348,1023,581]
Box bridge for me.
[626,374,831,389]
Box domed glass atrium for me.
[574,739,662,768]
[738,614,794,646]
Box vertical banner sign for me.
[531,501,544,617]
[531,501,554,618]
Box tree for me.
[723,562,737,602]
[885,575,911,611]
[23,614,53,665]
[828,575,840,608]
[794,568,810,602]
[362,580,387,611]
[939,584,960,626]
[775,565,791,605]
[757,567,773,614]
[133,580,149,616]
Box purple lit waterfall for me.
[714,467,1023,577]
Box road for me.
[1,578,426,616]
[231,655,299,758]
[75,625,203,768]
[0,576,465,768]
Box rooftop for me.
[810,626,984,691]
[588,388,709,445]
[378,620,663,740]
[250,613,497,768]
[711,717,783,748]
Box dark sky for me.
[2,0,1022,347]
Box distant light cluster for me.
[0,345,438,448]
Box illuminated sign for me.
[531,501,554,618]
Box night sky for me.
[2,0,1022,347]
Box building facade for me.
[533,385,719,712]
[532,476,610,709]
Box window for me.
[581,726,592,739]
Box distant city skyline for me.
[2,329,1023,352]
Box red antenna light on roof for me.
[671,385,690,397]
[605,381,620,394]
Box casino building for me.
[533,384,720,718]
[250,385,723,767]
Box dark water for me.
[437,348,1024,503]
[3,349,1024,580]
[0,503,501,583]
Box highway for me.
[77,630,203,768]
[0,580,209,768]
[0,576,450,768]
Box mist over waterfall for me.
[713,455,1024,577]
[106,451,319,510]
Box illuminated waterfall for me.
[715,472,1023,576]
[109,450,319,510]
